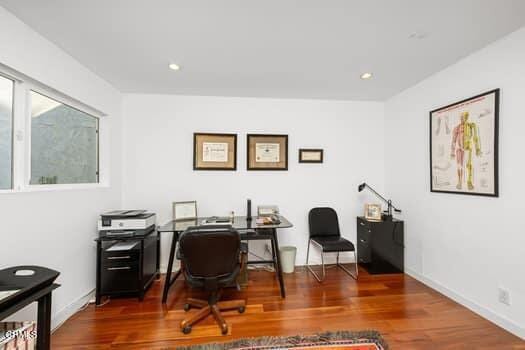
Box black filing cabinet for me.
[95,225,159,305]
[357,217,404,274]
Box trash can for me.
[279,246,297,273]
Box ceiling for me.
[1,1,525,101]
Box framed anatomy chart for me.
[429,89,499,197]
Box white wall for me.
[0,6,122,328]
[122,94,385,269]
[385,27,525,338]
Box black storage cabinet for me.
[95,225,159,305]
[357,217,404,274]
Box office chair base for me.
[180,298,246,335]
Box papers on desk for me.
[201,217,232,225]
[106,241,139,251]
[0,290,20,302]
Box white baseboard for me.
[405,268,525,340]
[51,289,95,332]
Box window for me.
[0,75,14,190]
[30,91,99,185]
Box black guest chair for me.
[306,207,358,282]
[178,225,246,335]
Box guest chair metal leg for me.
[306,239,326,283]
[336,251,358,280]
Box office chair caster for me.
[182,326,192,334]
[238,306,245,313]
[183,303,191,312]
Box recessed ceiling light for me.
[169,63,180,71]
[408,32,428,40]
[360,72,373,80]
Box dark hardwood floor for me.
[52,266,524,349]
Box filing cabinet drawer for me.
[102,253,139,268]
[101,264,139,294]
[357,242,371,263]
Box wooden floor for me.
[52,266,524,349]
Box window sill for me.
[0,183,110,194]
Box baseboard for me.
[405,268,525,340]
[51,289,95,332]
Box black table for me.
[158,215,293,302]
[0,266,60,350]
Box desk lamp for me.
[358,183,402,221]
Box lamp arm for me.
[363,184,401,212]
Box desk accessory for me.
[358,183,401,221]
[364,204,382,221]
[257,205,279,217]
[173,201,198,221]
[246,199,252,221]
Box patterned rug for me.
[176,330,388,350]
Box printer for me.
[98,210,156,231]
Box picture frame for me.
[364,204,382,221]
[429,89,499,197]
[193,133,237,170]
[247,134,288,170]
[299,149,323,163]
[173,201,198,221]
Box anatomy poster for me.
[430,89,499,197]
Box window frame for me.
[26,88,100,187]
[0,72,15,191]
[0,65,107,194]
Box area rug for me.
[176,330,388,350]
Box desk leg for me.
[162,232,178,303]
[272,229,286,298]
[95,240,102,305]
[36,292,52,350]
[156,230,161,280]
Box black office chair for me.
[306,207,358,282]
[178,225,246,335]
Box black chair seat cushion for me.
[311,235,355,252]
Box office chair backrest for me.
[179,225,240,278]
[309,207,341,238]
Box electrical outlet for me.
[498,287,511,306]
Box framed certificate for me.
[299,149,323,163]
[173,201,198,221]
[194,133,237,170]
[247,134,288,170]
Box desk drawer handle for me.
[107,256,131,260]
[107,266,131,271]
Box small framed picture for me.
[194,133,237,170]
[173,201,198,221]
[299,149,323,163]
[247,134,288,170]
[364,204,382,221]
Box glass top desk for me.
[158,215,293,303]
